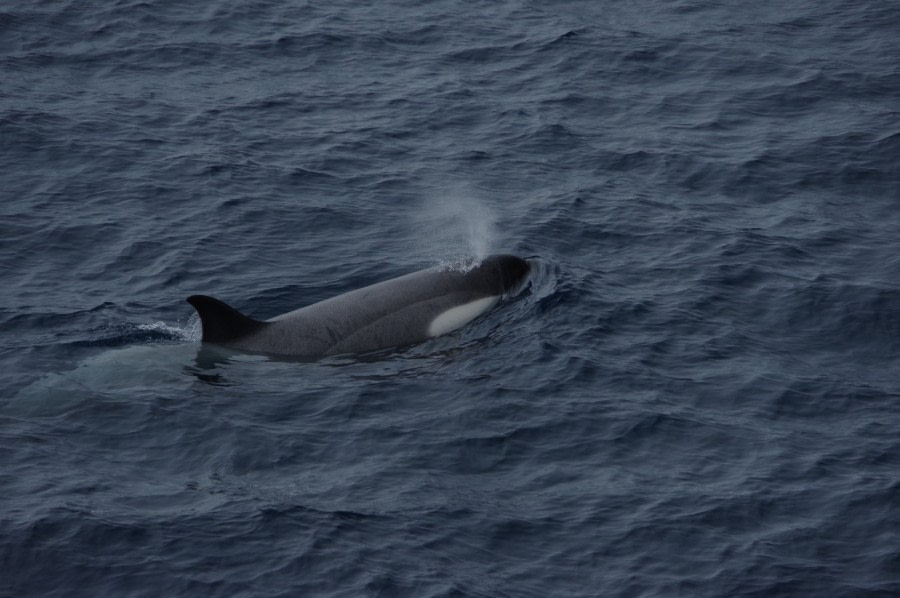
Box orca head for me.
[476,254,531,295]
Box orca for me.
[187,254,530,359]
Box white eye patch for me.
[427,296,499,337]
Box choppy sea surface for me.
[2,1,899,596]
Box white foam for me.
[435,255,482,273]
[137,313,202,342]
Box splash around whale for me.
[187,254,530,359]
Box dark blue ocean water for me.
[2,0,899,595]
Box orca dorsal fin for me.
[186,295,268,344]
